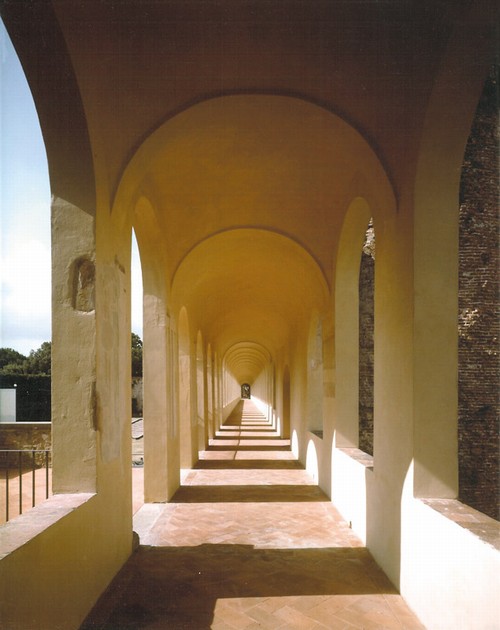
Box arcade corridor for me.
[81,401,423,629]
[0,3,497,628]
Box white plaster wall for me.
[251,395,268,418]
[1,196,136,628]
[221,397,240,423]
[51,197,97,493]
[0,493,132,630]
[305,433,321,485]
[223,368,240,408]
[252,367,272,419]
[401,485,500,629]
[331,447,374,544]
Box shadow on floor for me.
[218,427,276,432]
[80,543,397,630]
[210,435,286,440]
[205,444,290,452]
[194,459,302,470]
[82,399,425,630]
[170,484,328,503]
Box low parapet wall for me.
[0,423,51,452]
[0,423,51,468]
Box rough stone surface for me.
[458,67,499,520]
[0,423,51,468]
[359,223,375,456]
[72,257,95,312]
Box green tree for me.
[0,347,27,372]
[0,362,27,375]
[25,341,52,375]
[131,333,143,377]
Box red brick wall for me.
[359,223,375,455]
[458,67,499,520]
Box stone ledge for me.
[309,429,324,439]
[0,492,96,560]
[420,497,500,551]
[0,422,51,425]
[0,422,52,453]
[337,447,374,470]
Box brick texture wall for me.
[359,223,375,456]
[458,67,499,520]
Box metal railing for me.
[132,417,143,467]
[132,453,144,467]
[1,449,51,523]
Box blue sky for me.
[0,21,142,356]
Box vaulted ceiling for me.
[2,0,492,383]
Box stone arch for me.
[1,3,96,213]
[334,197,373,449]
[224,342,272,395]
[412,10,497,500]
[458,68,499,519]
[358,219,375,456]
[131,196,178,502]
[1,13,98,497]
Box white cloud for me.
[1,231,144,354]
[0,237,51,354]
[0,21,143,352]
[0,19,51,355]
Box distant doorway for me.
[241,383,251,399]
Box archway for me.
[282,366,291,440]
[458,67,499,520]
[133,196,179,502]
[359,219,375,456]
[334,197,373,449]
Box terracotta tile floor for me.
[81,400,425,629]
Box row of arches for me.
[4,30,494,533]
[128,65,497,519]
[121,92,396,512]
[0,3,497,628]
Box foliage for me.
[0,335,141,421]
[25,341,52,375]
[0,347,26,371]
[0,341,52,375]
[131,333,143,377]
[0,342,51,375]
[0,362,27,375]
[0,335,142,377]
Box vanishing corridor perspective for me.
[0,2,498,630]
[82,400,425,629]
